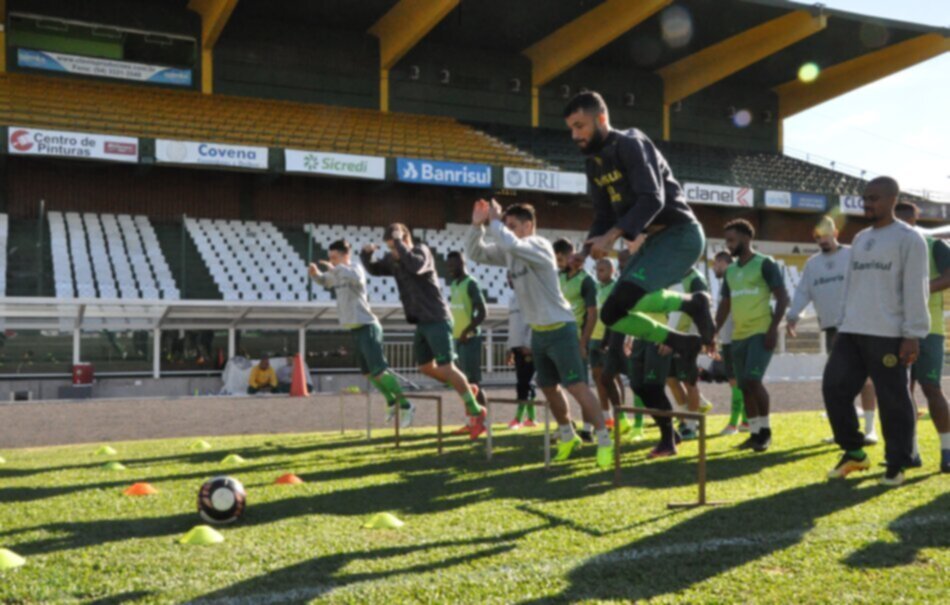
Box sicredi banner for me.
[840,195,865,216]
[397,158,491,188]
[156,140,268,170]
[791,192,828,212]
[503,167,587,194]
[8,126,138,163]
[285,150,385,180]
[684,182,753,207]
[765,190,792,209]
[18,49,193,87]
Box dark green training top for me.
[585,128,697,243]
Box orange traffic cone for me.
[290,353,310,397]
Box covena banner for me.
[156,140,268,170]
[8,126,138,163]
[503,167,587,194]
[765,190,792,209]
[840,195,865,216]
[684,182,753,207]
[18,49,192,87]
[766,190,827,212]
[397,158,491,188]
[285,150,385,180]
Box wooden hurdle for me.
[484,397,552,469]
[393,394,444,454]
[613,405,727,509]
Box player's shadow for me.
[844,488,949,569]
[517,477,924,604]
[186,521,557,604]
[86,591,154,605]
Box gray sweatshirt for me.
[311,263,377,328]
[465,221,575,328]
[507,294,532,349]
[836,221,930,339]
[361,240,450,325]
[787,246,851,329]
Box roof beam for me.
[775,33,949,118]
[523,0,671,88]
[658,10,827,105]
[188,0,239,94]
[369,0,459,70]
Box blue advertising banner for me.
[790,192,828,212]
[18,49,193,87]
[396,158,492,188]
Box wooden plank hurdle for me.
[484,398,552,469]
[393,394,444,454]
[613,405,727,509]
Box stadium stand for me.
[0,214,7,296]
[48,212,180,300]
[186,218,310,302]
[0,72,544,169]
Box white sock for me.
[760,416,770,431]
[864,410,876,434]
[686,419,699,430]
[559,423,576,443]
[603,408,613,420]
[748,417,760,433]
[912,438,920,458]
[596,428,612,447]
[940,432,950,450]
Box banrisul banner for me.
[766,190,828,212]
[18,49,193,87]
[684,182,753,207]
[397,158,491,188]
[156,140,268,170]
[840,195,865,216]
[8,126,138,163]
[285,150,385,180]
[503,167,587,194]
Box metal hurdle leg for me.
[391,394,444,455]
[484,398,550,469]
[486,398,493,461]
[339,391,345,435]
[366,389,372,441]
[543,403,550,469]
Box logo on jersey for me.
[631,267,647,282]
[864,238,876,252]
[882,354,898,368]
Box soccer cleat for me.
[385,404,397,423]
[399,404,415,429]
[699,399,714,414]
[554,436,582,462]
[628,426,645,441]
[605,418,615,430]
[468,409,487,441]
[880,467,905,487]
[507,419,523,430]
[822,436,836,444]
[673,429,683,445]
[647,443,677,459]
[752,429,772,452]
[738,422,751,433]
[827,451,870,479]
[596,445,614,470]
[577,428,594,444]
[522,419,538,428]
[940,449,949,473]
[909,454,923,469]
[451,419,473,435]
[617,414,634,436]
[737,435,757,450]
[719,424,738,436]
[680,426,698,441]
[863,431,879,446]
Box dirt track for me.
[0,380,874,449]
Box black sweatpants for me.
[512,348,536,402]
[822,332,916,468]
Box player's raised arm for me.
[360,243,391,276]
[464,199,507,267]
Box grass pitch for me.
[0,411,947,604]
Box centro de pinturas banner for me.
[7,126,138,162]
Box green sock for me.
[515,404,526,422]
[633,394,645,428]
[847,449,867,460]
[462,390,482,416]
[526,404,536,421]
[728,386,743,426]
[609,312,669,343]
[377,372,411,409]
[369,376,397,407]
[739,396,748,424]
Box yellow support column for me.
[531,87,540,127]
[380,69,390,113]
[188,0,240,94]
[201,49,213,94]
[662,104,670,141]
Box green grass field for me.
[0,411,947,604]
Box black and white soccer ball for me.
[198,476,246,525]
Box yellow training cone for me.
[0,456,6,464]
[95,446,118,456]
[102,461,127,471]
[0,548,26,570]
[345,385,362,394]
[362,512,405,529]
[221,454,246,464]
[179,525,224,545]
[190,440,213,451]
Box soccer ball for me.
[197,476,246,525]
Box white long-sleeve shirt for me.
[787,246,850,329]
[465,221,575,328]
[836,221,930,339]
[310,263,377,327]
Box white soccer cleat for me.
[399,403,416,429]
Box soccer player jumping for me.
[564,91,715,455]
